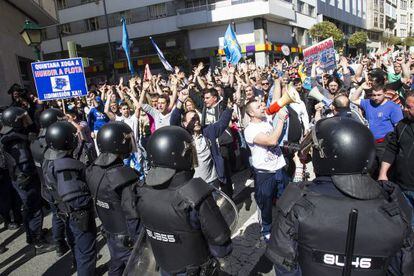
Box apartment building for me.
[365,0,386,50]
[316,0,366,32]
[41,0,370,81]
[42,0,301,80]
[394,0,413,38]
[0,0,57,104]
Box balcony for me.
[12,0,58,26]
[176,0,295,29]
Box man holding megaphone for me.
[244,97,288,242]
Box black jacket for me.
[382,117,414,191]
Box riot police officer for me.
[86,121,141,276]
[266,117,414,276]
[136,126,232,276]
[0,106,54,254]
[30,108,69,256]
[42,121,97,275]
[0,107,22,230]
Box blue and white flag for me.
[150,37,173,72]
[121,17,135,75]
[223,24,242,65]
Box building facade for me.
[41,0,371,81]
[42,0,301,80]
[394,0,414,38]
[365,0,387,51]
[0,0,57,104]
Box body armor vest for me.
[30,136,48,198]
[137,178,212,274]
[0,132,36,187]
[297,188,407,276]
[86,164,133,235]
[43,159,70,213]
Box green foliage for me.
[403,37,414,46]
[348,31,368,47]
[382,35,403,46]
[309,21,344,44]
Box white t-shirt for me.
[244,119,286,171]
[141,104,172,130]
[193,134,218,183]
[115,115,139,141]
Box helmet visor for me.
[124,132,137,153]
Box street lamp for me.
[20,20,42,60]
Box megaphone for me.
[266,85,300,115]
[308,87,332,107]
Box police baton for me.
[342,209,358,276]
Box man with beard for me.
[379,90,414,228]
[351,84,403,178]
[170,90,233,188]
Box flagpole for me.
[102,0,116,81]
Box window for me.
[380,14,384,28]
[401,0,408,9]
[401,28,407,36]
[309,5,315,17]
[86,17,100,31]
[380,0,385,12]
[345,0,350,12]
[56,0,67,9]
[59,23,71,35]
[401,14,407,24]
[352,0,357,15]
[374,13,379,27]
[148,3,167,19]
[298,1,304,13]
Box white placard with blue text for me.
[31,58,88,101]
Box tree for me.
[403,37,414,47]
[348,31,368,47]
[309,21,344,44]
[382,35,403,46]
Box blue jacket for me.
[170,107,233,184]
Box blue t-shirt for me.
[88,106,109,131]
[360,99,403,139]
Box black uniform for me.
[266,117,414,276]
[266,176,414,276]
[0,107,52,252]
[137,171,232,275]
[138,126,232,275]
[30,108,69,255]
[86,155,140,276]
[43,121,97,275]
[86,121,141,276]
[0,140,22,229]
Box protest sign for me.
[31,58,88,101]
[303,37,336,72]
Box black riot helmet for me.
[312,117,375,176]
[97,121,135,154]
[145,126,196,186]
[39,108,65,129]
[45,121,78,151]
[0,106,30,134]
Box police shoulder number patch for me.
[146,228,179,243]
[312,250,386,270]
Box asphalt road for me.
[0,169,277,276]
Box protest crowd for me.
[1,43,414,276]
